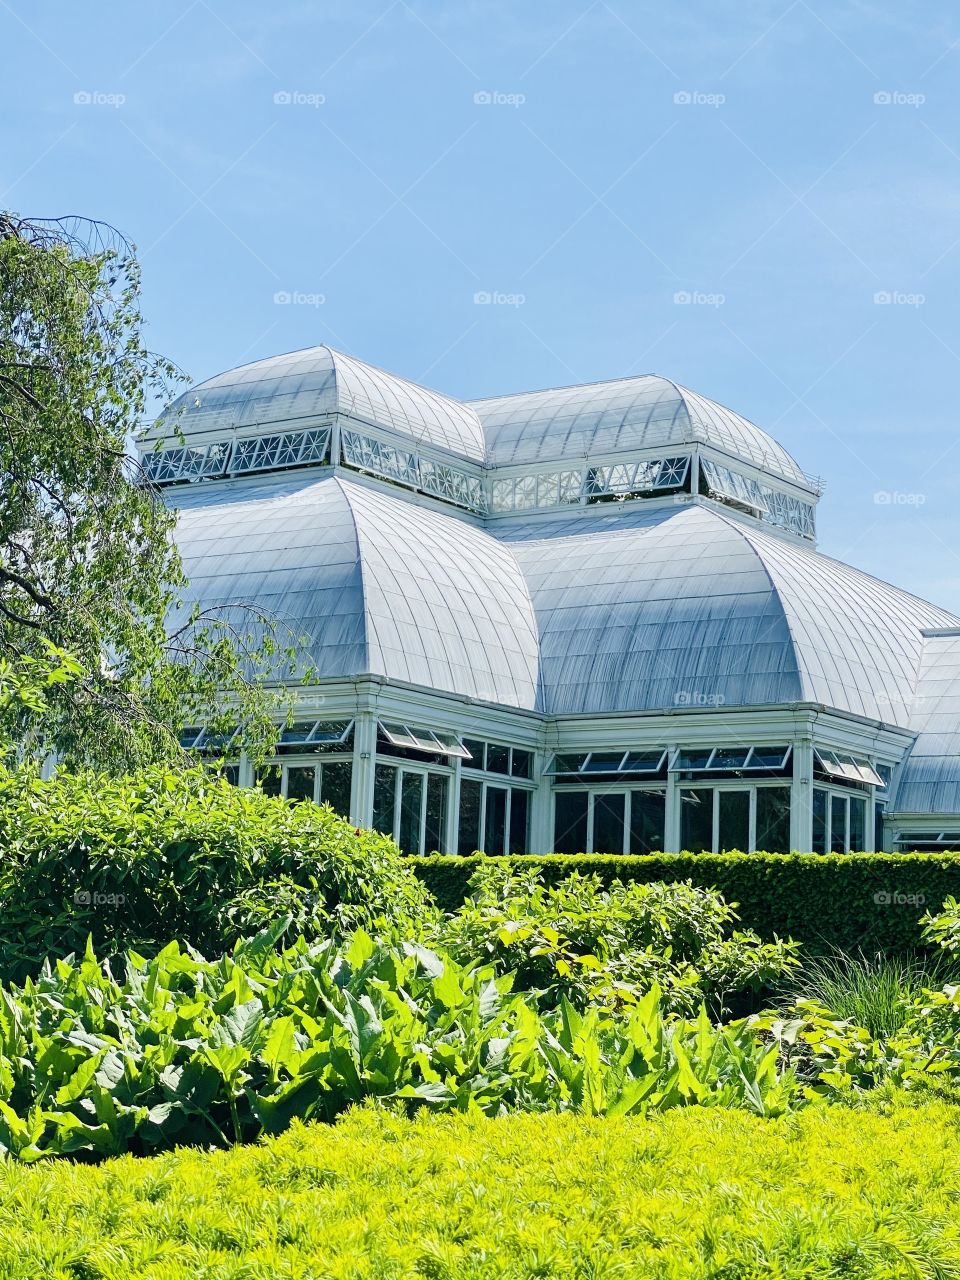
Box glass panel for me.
[372,764,397,837]
[582,751,626,773]
[458,778,482,855]
[681,788,713,853]
[677,749,713,771]
[258,766,282,798]
[425,773,447,854]
[286,765,316,804]
[508,788,529,855]
[399,772,424,856]
[179,726,203,749]
[487,744,510,775]
[748,746,791,770]
[830,794,847,854]
[554,791,588,855]
[621,750,666,773]
[550,753,588,775]
[755,787,791,854]
[593,792,626,854]
[629,790,666,854]
[319,761,352,818]
[280,721,318,745]
[484,785,508,855]
[380,722,419,749]
[220,764,240,787]
[875,802,886,851]
[463,739,486,769]
[310,720,352,743]
[510,749,532,779]
[718,790,750,853]
[849,797,866,852]
[712,748,751,769]
[431,730,471,759]
[812,787,827,855]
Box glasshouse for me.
[140,345,960,856]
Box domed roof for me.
[170,472,539,707]
[497,503,957,719]
[893,631,960,813]
[470,374,812,489]
[155,345,486,461]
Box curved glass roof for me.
[498,503,958,719]
[155,346,486,461]
[470,374,812,488]
[170,472,539,707]
[894,631,960,813]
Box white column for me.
[665,762,681,852]
[530,749,552,853]
[350,711,378,828]
[790,738,814,852]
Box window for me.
[459,778,531,855]
[546,749,667,777]
[681,786,792,854]
[814,750,884,787]
[674,746,792,774]
[276,719,354,753]
[813,786,868,854]
[378,721,470,759]
[462,739,534,778]
[373,762,450,854]
[256,760,352,817]
[553,789,666,855]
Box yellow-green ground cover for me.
[4,1101,960,1279]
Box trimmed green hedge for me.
[410,853,960,953]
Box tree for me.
[0,212,298,768]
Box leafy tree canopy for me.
[0,212,299,767]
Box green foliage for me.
[434,861,798,1017]
[0,213,299,768]
[2,1103,960,1276]
[0,762,437,978]
[782,949,953,1039]
[413,852,960,954]
[0,928,795,1161]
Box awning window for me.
[546,749,668,776]
[673,746,792,772]
[378,721,471,758]
[815,749,884,787]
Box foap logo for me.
[674,290,725,307]
[675,690,726,707]
[474,290,526,307]
[873,90,925,107]
[873,490,926,507]
[873,290,925,307]
[273,290,325,307]
[673,90,725,107]
[473,90,525,107]
[273,90,325,107]
[73,90,126,108]
[874,889,926,906]
[74,888,126,907]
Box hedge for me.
[410,853,960,954]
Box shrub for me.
[0,763,438,978]
[0,925,795,1161]
[412,852,960,954]
[434,861,798,1016]
[3,1104,960,1276]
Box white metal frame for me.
[812,783,871,853]
[552,783,668,854]
[677,780,793,853]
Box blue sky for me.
[5,2,960,607]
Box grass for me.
[784,950,955,1038]
[3,1101,960,1278]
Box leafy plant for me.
[435,862,798,1016]
[0,762,439,979]
[0,925,797,1161]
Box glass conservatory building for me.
[140,345,960,856]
